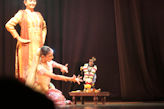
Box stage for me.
[58,101,164,109]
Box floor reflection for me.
[58,102,164,109]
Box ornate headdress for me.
[89,57,96,62]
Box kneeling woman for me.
[32,46,82,106]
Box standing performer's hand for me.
[17,37,31,44]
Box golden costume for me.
[5,10,47,82]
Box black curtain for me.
[114,0,164,99]
[0,0,164,100]
[59,0,119,99]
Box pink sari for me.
[46,89,67,106]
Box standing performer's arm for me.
[5,10,30,43]
[42,19,47,44]
[5,10,22,39]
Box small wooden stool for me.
[69,91,110,104]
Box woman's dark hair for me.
[40,46,52,56]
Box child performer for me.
[80,57,97,91]
[30,46,83,106]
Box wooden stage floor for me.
[57,101,164,109]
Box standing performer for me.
[80,57,97,91]
[33,46,83,106]
[5,0,47,82]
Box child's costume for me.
[81,63,97,90]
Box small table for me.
[69,91,110,104]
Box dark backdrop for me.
[0,0,164,100]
